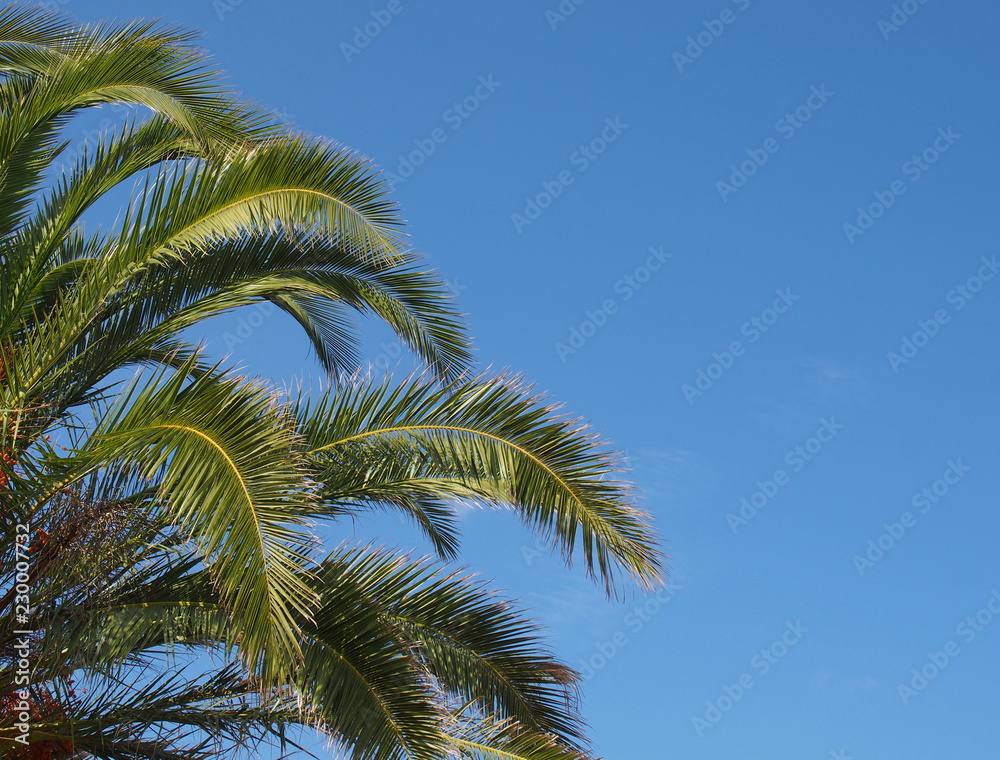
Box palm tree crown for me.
[0,6,663,759]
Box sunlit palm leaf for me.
[303,373,663,596]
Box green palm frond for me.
[303,373,664,595]
[313,545,587,749]
[48,665,307,760]
[296,554,446,760]
[128,135,406,264]
[92,230,471,383]
[445,709,593,760]
[39,558,230,672]
[69,361,319,678]
[0,5,78,65]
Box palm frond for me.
[69,360,319,679]
[314,545,588,749]
[303,373,664,596]
[445,710,594,760]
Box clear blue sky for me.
[65,0,1000,757]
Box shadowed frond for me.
[312,545,588,749]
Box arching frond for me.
[68,361,320,679]
[302,373,664,596]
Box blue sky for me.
[63,0,1000,757]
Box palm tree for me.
[0,6,663,759]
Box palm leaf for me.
[70,360,319,679]
[303,373,664,596]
